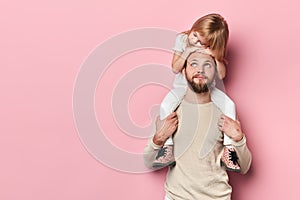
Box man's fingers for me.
[167,112,177,120]
[172,119,178,126]
[218,121,224,130]
[170,116,178,124]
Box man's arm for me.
[143,113,178,168]
[230,136,252,174]
[218,115,252,174]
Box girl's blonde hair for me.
[185,13,229,62]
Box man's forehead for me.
[187,52,214,62]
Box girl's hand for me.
[197,47,213,56]
[183,46,200,58]
[218,115,244,142]
[186,46,214,58]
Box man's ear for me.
[182,68,186,78]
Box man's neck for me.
[184,87,212,104]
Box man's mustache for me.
[192,74,208,79]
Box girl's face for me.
[188,31,209,48]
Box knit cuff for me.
[231,135,247,147]
[151,138,163,149]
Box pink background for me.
[1,0,300,199]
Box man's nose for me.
[196,65,205,73]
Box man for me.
[144,51,252,200]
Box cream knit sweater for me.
[144,100,252,200]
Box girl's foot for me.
[221,146,241,172]
[152,145,175,168]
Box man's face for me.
[185,52,216,93]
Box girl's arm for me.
[172,46,199,74]
[172,52,186,74]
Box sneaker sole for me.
[220,160,241,173]
[152,161,176,168]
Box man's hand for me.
[153,112,178,146]
[218,115,244,142]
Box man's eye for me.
[191,63,197,67]
[204,63,211,68]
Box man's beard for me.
[186,74,213,94]
[187,79,209,93]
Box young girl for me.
[152,13,241,172]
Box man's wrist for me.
[233,134,244,142]
[231,134,246,147]
[153,131,167,146]
[151,138,164,149]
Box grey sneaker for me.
[152,145,175,168]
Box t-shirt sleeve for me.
[172,33,186,53]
